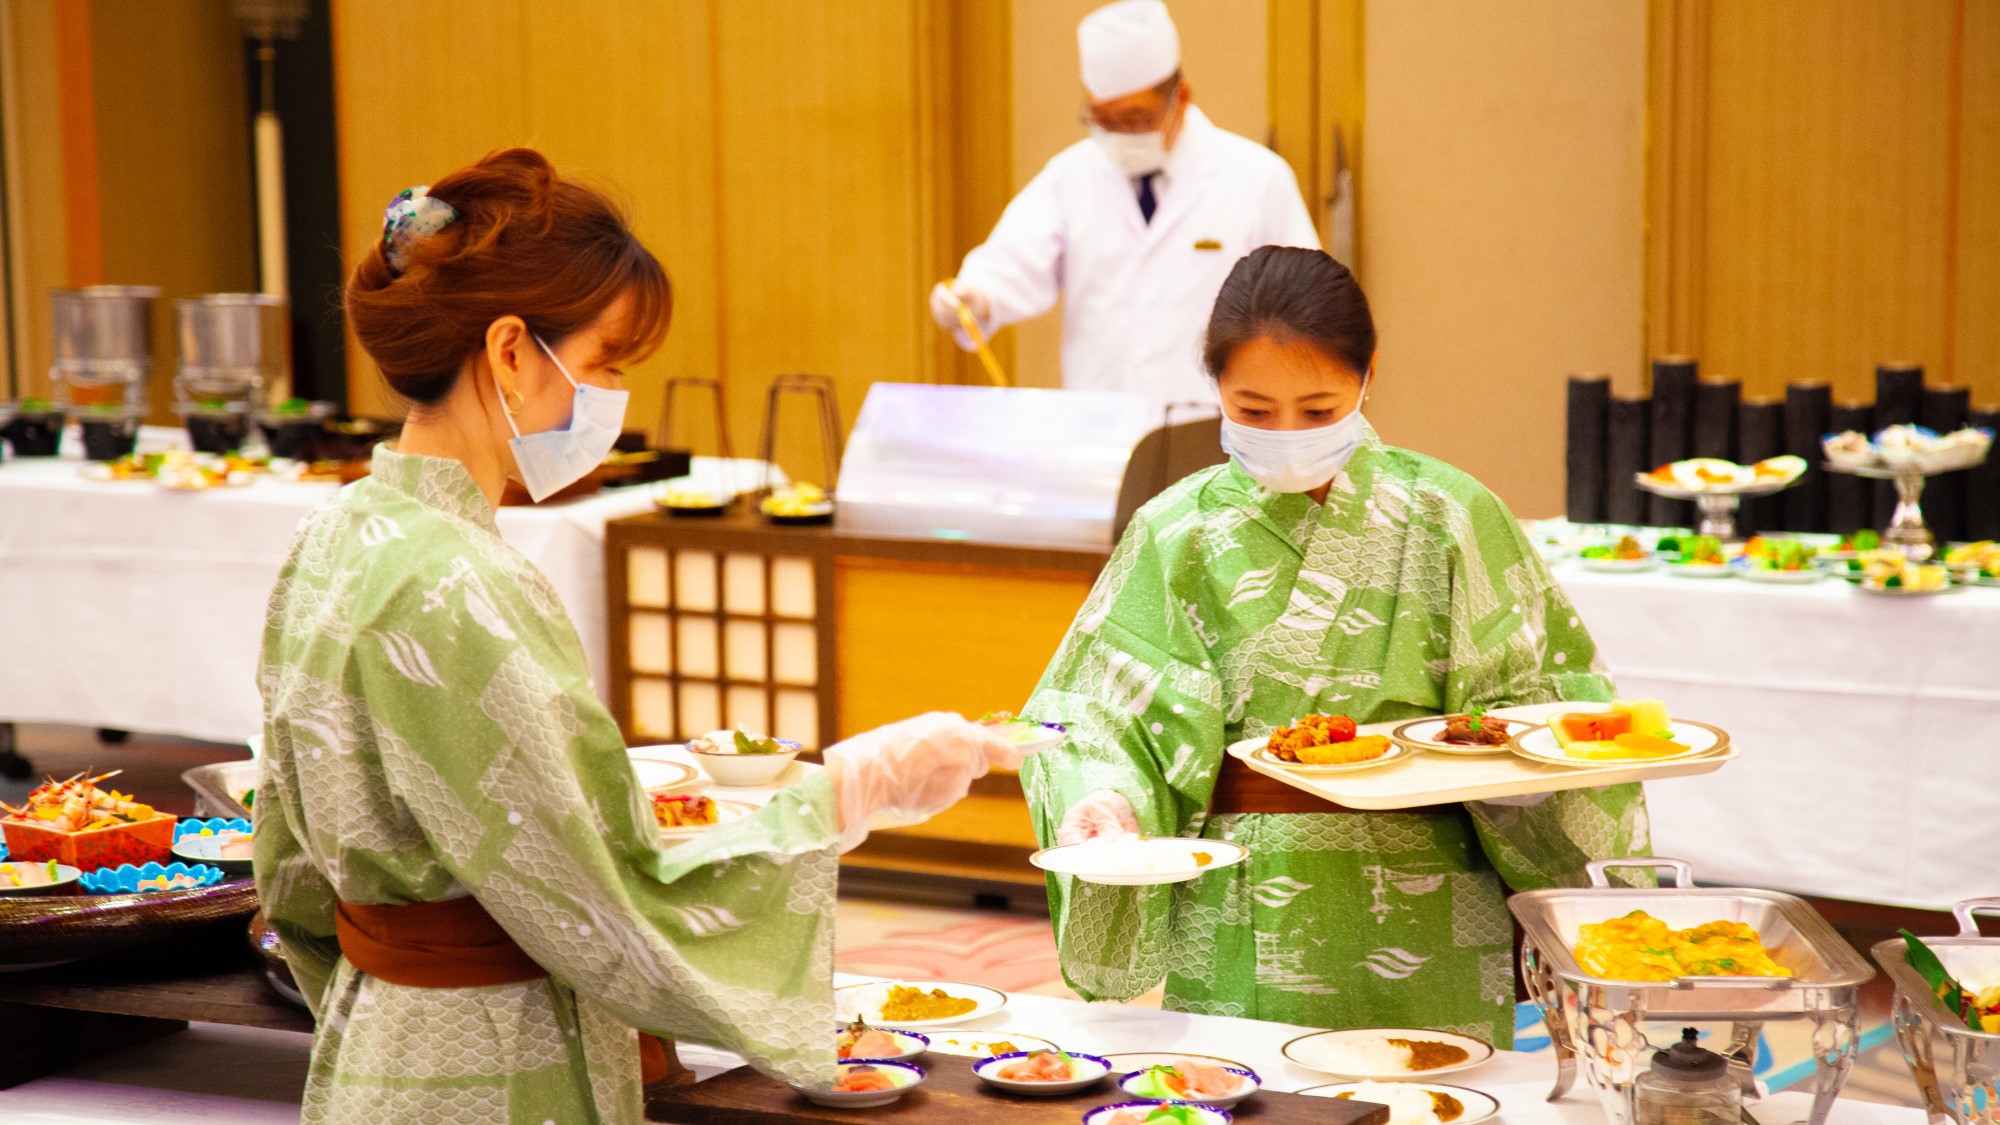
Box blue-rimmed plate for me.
[789,1060,926,1108]
[833,1024,929,1062]
[173,826,254,875]
[1083,1101,1233,1125]
[1119,1062,1262,1107]
[974,1050,1111,1096]
[174,817,251,841]
[78,861,226,895]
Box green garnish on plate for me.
[732,731,784,755]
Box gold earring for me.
[502,386,526,414]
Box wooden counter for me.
[604,507,1108,894]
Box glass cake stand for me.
[1633,474,1802,543]
[1821,455,1988,561]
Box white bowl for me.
[834,1024,929,1062]
[791,1061,925,1108]
[688,741,801,787]
[974,1051,1111,1096]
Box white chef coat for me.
[953,106,1320,408]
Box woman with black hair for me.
[1020,246,1648,1041]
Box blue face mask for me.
[1219,395,1369,494]
[498,335,629,502]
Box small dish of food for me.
[1857,551,1958,596]
[685,730,802,787]
[791,1061,926,1109]
[1574,909,1791,981]
[1281,1028,1495,1080]
[1030,834,1248,887]
[1249,713,1405,774]
[1391,711,1512,756]
[1577,535,1657,573]
[172,820,255,875]
[835,1020,929,1062]
[652,794,756,841]
[1083,1100,1234,1125]
[0,859,81,895]
[1298,1081,1499,1125]
[761,483,835,524]
[979,712,1067,754]
[1510,700,1724,767]
[655,486,730,516]
[77,861,226,895]
[927,1029,1059,1057]
[834,980,1008,1027]
[974,1049,1112,1096]
[1119,1060,1261,1107]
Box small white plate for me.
[791,1061,925,1108]
[1227,736,1408,774]
[1576,556,1657,573]
[833,1024,929,1062]
[629,757,699,793]
[1858,580,1964,598]
[1389,717,1516,757]
[1117,1061,1262,1108]
[0,861,82,895]
[1297,1081,1499,1125]
[833,980,1008,1028]
[973,1050,1112,1096]
[655,797,756,841]
[1281,1028,1496,1080]
[984,721,1067,755]
[1102,1052,1252,1074]
[172,833,254,875]
[1664,561,1733,579]
[1733,561,1824,585]
[1030,837,1248,887]
[1083,1102,1232,1125]
[925,1029,1058,1057]
[1509,718,1725,769]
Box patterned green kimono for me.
[256,445,841,1124]
[1021,425,1650,1044]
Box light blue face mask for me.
[1219,386,1370,494]
[498,335,630,502]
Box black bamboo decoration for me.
[1737,397,1785,538]
[1826,400,1874,534]
[1647,357,1697,527]
[1919,384,1970,544]
[1566,374,1610,524]
[1692,376,1740,461]
[1782,381,1831,532]
[1605,393,1650,526]
[1965,406,2000,543]
[1872,362,1924,529]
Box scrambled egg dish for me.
[1575,910,1791,981]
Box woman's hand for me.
[822,713,1018,852]
[1055,789,1139,846]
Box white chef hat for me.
[1078,0,1181,102]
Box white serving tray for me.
[1225,702,1735,811]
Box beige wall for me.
[1358,0,1647,517]
[1002,0,1269,388]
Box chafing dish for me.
[1510,857,1874,1125]
[1875,898,2000,1125]
[182,760,257,820]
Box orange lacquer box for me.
[2,813,178,872]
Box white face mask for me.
[1220,403,1369,494]
[1091,125,1168,176]
[497,335,629,502]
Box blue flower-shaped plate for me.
[79,861,227,895]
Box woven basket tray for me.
[0,879,258,966]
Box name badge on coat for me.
[1193,239,1223,252]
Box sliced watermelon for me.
[1552,712,1632,747]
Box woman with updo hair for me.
[256,148,1018,1124]
[1021,246,1649,1042]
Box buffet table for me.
[0,428,774,745]
[1555,561,2000,911]
[0,977,1928,1125]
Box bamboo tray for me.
[1223,703,1735,810]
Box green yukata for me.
[1021,425,1650,1044]
[256,446,841,1124]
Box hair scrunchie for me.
[381,186,458,275]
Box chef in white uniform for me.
[931,0,1320,409]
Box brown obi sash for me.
[335,896,684,1086]
[1209,751,1453,816]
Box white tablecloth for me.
[1553,562,2000,910]
[0,982,1923,1124]
[0,427,771,745]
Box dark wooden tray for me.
[648,1053,1389,1125]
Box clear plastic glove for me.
[823,712,1018,853]
[1055,789,1140,847]
[928,281,992,348]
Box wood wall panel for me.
[0,0,69,401]
[1267,0,1364,263]
[1956,0,2000,400]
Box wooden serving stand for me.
[0,935,311,1089]
[648,1054,1389,1125]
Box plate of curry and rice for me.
[1282,1027,1495,1080]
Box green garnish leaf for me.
[1147,1106,1198,1125]
[733,731,782,755]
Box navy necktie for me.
[1137,173,1158,224]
